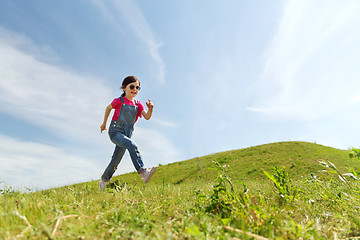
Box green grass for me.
[115,141,357,185]
[1,141,360,239]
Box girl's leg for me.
[101,145,126,182]
[110,133,145,174]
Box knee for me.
[123,139,137,150]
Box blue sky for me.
[1,0,360,190]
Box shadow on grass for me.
[174,168,201,185]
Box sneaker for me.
[98,180,108,190]
[141,167,157,183]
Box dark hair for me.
[121,76,140,97]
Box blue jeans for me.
[101,131,145,182]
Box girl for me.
[99,76,156,190]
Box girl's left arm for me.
[142,99,154,120]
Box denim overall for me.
[101,97,145,182]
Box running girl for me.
[99,76,156,190]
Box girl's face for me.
[123,81,140,99]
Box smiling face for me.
[122,80,140,100]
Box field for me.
[1,141,360,239]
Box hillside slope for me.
[105,141,358,186]
[2,141,359,239]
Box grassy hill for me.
[108,141,358,186]
[1,141,360,239]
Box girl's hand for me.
[146,99,154,110]
[100,123,107,133]
[142,99,154,120]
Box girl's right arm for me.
[100,104,113,133]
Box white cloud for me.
[0,27,113,145]
[248,0,360,121]
[150,118,178,128]
[0,134,100,190]
[92,0,165,83]
[351,96,360,104]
